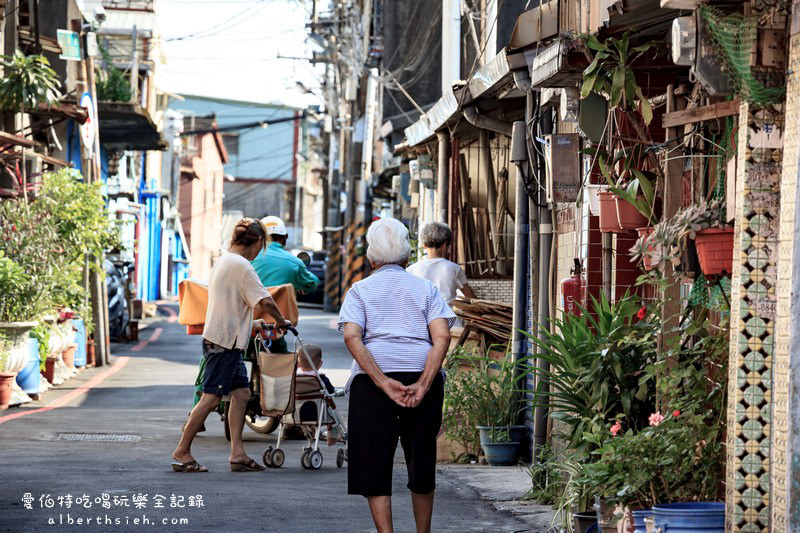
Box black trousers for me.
[347,372,444,497]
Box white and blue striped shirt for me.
[338,264,457,379]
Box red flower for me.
[610,420,622,436]
[636,306,647,320]
[673,410,681,418]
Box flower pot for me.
[477,425,528,460]
[16,337,41,396]
[616,196,648,230]
[42,358,57,384]
[637,227,655,271]
[72,319,87,368]
[586,184,608,216]
[574,511,598,533]
[694,227,734,277]
[86,339,96,367]
[598,191,622,233]
[631,509,653,533]
[0,372,15,410]
[0,321,38,374]
[481,442,520,466]
[62,344,77,369]
[595,498,620,533]
[652,502,724,532]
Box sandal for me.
[230,459,265,472]
[171,459,209,472]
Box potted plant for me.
[584,145,658,233]
[526,294,659,531]
[480,427,519,466]
[630,199,729,276]
[0,250,41,408]
[0,50,61,112]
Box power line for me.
[164,0,272,42]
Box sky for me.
[156,0,322,108]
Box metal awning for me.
[98,102,167,151]
[529,39,589,89]
[507,1,558,52]
[404,88,459,147]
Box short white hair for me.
[366,217,411,266]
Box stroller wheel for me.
[271,448,285,468]
[262,446,273,468]
[309,450,323,470]
[336,448,345,468]
[301,448,311,469]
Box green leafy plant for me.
[523,444,565,505]
[96,46,132,102]
[581,31,660,126]
[525,293,658,455]
[0,250,32,323]
[443,347,532,460]
[489,427,510,443]
[0,51,62,112]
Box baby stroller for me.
[256,325,348,470]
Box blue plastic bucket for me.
[631,509,653,533]
[73,319,87,367]
[653,502,724,532]
[16,337,41,395]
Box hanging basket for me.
[598,191,622,233]
[694,227,734,277]
[616,195,648,230]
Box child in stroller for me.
[259,328,348,470]
[296,344,338,446]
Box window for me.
[222,132,240,157]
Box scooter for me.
[105,258,132,340]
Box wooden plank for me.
[0,130,39,148]
[662,99,741,129]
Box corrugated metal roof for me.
[100,10,157,33]
[404,88,459,147]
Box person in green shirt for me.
[251,215,319,353]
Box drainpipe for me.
[510,120,528,365]
[463,106,513,137]
[436,131,449,224]
[533,107,554,462]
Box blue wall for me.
[169,94,299,180]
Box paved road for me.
[0,304,531,532]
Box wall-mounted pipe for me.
[436,131,449,224]
[463,106,513,137]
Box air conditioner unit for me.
[544,133,581,204]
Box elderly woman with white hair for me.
[339,217,455,533]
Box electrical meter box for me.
[409,155,436,189]
[545,133,581,204]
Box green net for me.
[687,273,732,311]
[699,5,786,108]
[711,116,735,219]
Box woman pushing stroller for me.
[172,218,292,473]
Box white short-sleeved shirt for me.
[203,252,270,350]
[406,257,468,304]
[338,264,456,379]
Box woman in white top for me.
[407,222,476,304]
[172,218,291,473]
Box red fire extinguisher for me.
[561,258,586,317]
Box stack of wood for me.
[451,298,514,345]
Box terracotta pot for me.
[616,195,648,230]
[695,227,734,277]
[42,358,57,383]
[62,344,77,368]
[598,191,622,233]
[86,340,96,367]
[0,372,15,410]
[637,227,655,271]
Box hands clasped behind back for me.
[380,377,427,408]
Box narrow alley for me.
[0,304,539,532]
